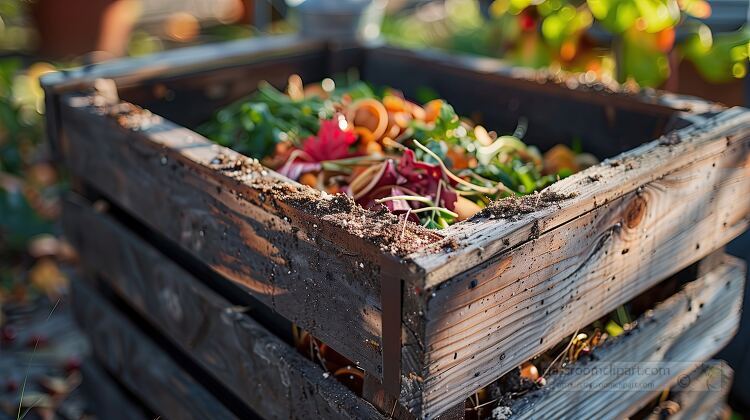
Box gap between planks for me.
[510,256,745,419]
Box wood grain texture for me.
[63,196,384,420]
[365,47,679,159]
[509,257,745,419]
[645,360,733,420]
[71,279,239,420]
[418,114,750,416]
[412,107,750,286]
[40,35,325,92]
[58,95,392,379]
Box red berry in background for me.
[64,356,82,373]
[1,325,16,344]
[519,12,537,32]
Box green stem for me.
[375,195,434,204]
[410,206,459,218]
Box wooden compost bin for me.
[42,35,750,419]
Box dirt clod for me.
[471,191,576,221]
[586,174,602,183]
[659,131,681,146]
[487,367,537,413]
[529,220,540,240]
[289,192,445,256]
[88,92,162,131]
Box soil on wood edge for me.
[85,91,449,258]
[87,91,162,131]
[209,153,450,257]
[470,191,576,222]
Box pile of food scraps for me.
[199,75,596,229]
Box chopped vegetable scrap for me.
[200,75,597,228]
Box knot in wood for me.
[624,195,647,229]
[158,287,183,322]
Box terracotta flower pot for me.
[30,0,140,59]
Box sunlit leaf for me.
[542,15,565,43]
[490,0,511,17]
[682,27,750,83]
[587,0,613,20]
[682,23,713,56]
[622,30,671,86]
[605,320,625,337]
[591,0,640,33]
[510,0,534,14]
[678,0,711,18]
[633,0,680,33]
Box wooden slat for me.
[645,360,733,420]
[364,46,682,159]
[509,256,745,419]
[116,48,329,128]
[63,195,384,420]
[417,111,750,416]
[71,279,239,420]
[42,36,331,145]
[40,35,325,92]
[58,95,393,379]
[412,107,750,286]
[80,360,152,420]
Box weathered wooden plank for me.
[63,195,385,420]
[41,35,325,92]
[645,360,733,420]
[365,46,682,159]
[509,256,745,419]
[42,36,330,149]
[417,116,750,416]
[368,46,716,116]
[117,49,328,128]
[58,95,394,379]
[71,279,239,420]
[412,107,750,286]
[42,39,697,147]
[80,360,153,420]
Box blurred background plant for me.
[0,57,60,295]
[0,0,290,301]
[0,2,285,416]
[382,0,750,96]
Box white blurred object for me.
[289,0,388,41]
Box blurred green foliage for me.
[683,26,750,82]
[0,0,267,264]
[0,58,56,252]
[0,59,48,175]
[383,0,750,87]
[0,0,37,52]
[0,0,273,296]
